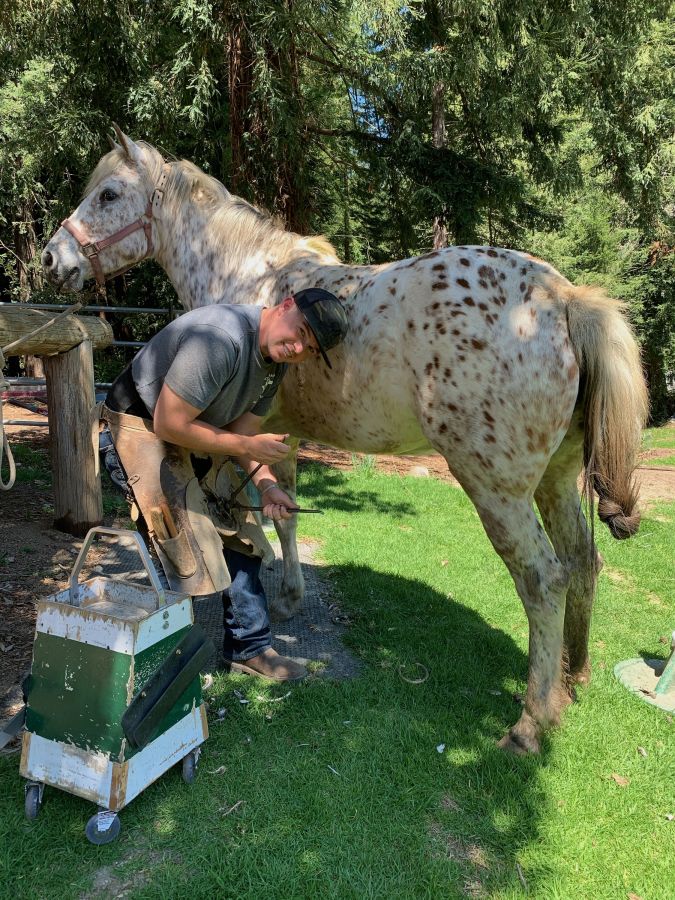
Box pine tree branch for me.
[298,50,402,119]
[307,126,389,143]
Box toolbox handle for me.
[69,527,167,607]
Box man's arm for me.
[228,411,297,520]
[153,385,290,466]
[227,411,276,487]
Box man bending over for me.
[102,288,348,681]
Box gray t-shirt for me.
[132,305,286,426]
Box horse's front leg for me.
[269,439,304,620]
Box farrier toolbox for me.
[19,527,213,844]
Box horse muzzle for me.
[41,241,84,292]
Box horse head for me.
[41,125,167,292]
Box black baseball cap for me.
[293,288,349,369]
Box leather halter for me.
[61,163,171,287]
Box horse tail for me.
[562,283,649,539]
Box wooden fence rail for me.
[1,305,114,536]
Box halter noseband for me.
[61,163,171,287]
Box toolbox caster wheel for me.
[85,810,121,845]
[24,783,43,821]
[182,748,200,784]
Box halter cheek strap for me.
[61,163,171,287]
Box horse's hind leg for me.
[535,421,602,686]
[269,438,304,620]
[469,491,571,754]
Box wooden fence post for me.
[43,340,102,536]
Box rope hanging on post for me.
[0,302,83,491]
[0,347,17,491]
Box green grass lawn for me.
[641,453,675,468]
[642,422,675,461]
[640,421,675,466]
[1,459,673,899]
[6,441,51,485]
[642,422,675,451]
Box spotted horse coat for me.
[42,129,648,753]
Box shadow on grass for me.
[303,562,552,894]
[296,464,416,516]
[0,520,553,897]
[152,564,552,895]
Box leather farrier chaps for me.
[100,405,274,596]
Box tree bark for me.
[14,197,46,375]
[226,3,307,231]
[432,81,448,250]
[343,172,351,263]
[643,340,670,424]
[266,11,307,232]
[228,12,255,196]
[13,199,40,299]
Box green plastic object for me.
[20,527,209,822]
[122,624,214,750]
[614,631,675,713]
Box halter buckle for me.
[151,163,171,212]
[81,242,100,260]
[150,188,164,209]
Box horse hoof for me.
[269,603,295,622]
[498,727,540,755]
[270,581,304,621]
[569,660,592,687]
[269,592,302,621]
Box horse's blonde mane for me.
[84,143,164,197]
[86,140,339,266]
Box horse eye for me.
[99,188,118,203]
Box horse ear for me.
[107,133,117,151]
[112,122,131,154]
[111,122,144,167]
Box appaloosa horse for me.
[42,128,648,753]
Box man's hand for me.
[245,433,291,465]
[261,484,297,521]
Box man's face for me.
[265,301,321,364]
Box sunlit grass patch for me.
[642,422,675,451]
[1,461,672,899]
[641,453,675,467]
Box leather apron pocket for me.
[155,531,198,579]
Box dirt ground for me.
[2,405,675,717]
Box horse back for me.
[268,246,579,466]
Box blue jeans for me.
[222,547,272,661]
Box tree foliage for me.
[0,0,673,415]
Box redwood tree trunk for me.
[432,82,448,250]
[643,340,670,424]
[266,16,307,232]
[14,199,40,299]
[343,172,352,263]
[228,13,255,196]
[14,197,45,377]
[226,3,307,231]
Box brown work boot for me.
[225,648,307,681]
